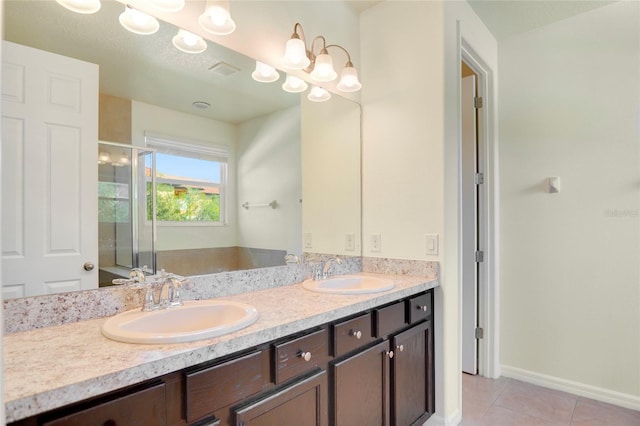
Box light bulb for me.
[172,29,207,54]
[119,6,159,35]
[309,52,337,82]
[337,66,362,92]
[252,61,280,83]
[55,0,101,14]
[282,74,308,93]
[198,1,236,35]
[307,86,331,102]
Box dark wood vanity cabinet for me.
[8,290,434,426]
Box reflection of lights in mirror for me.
[172,29,207,54]
[307,86,331,103]
[55,0,102,14]
[119,5,160,35]
[198,0,236,36]
[282,75,308,93]
[252,61,280,83]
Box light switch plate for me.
[345,233,355,251]
[425,234,439,255]
[304,232,312,249]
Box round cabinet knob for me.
[350,330,362,339]
[417,305,428,312]
[299,351,312,362]
[83,262,95,271]
[396,344,404,352]
[386,350,394,359]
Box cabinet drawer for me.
[185,351,266,423]
[274,328,328,384]
[43,383,166,426]
[408,292,433,323]
[332,312,374,357]
[374,301,407,337]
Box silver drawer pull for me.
[350,330,362,339]
[396,344,404,352]
[417,305,428,312]
[386,350,394,359]
[299,351,312,362]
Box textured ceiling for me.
[467,0,618,40]
[4,0,297,124]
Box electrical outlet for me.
[345,233,355,251]
[304,232,312,249]
[425,234,439,255]
[371,233,381,253]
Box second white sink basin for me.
[302,274,395,295]
[101,300,259,344]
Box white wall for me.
[237,106,301,254]
[301,95,361,256]
[131,100,237,250]
[499,1,640,406]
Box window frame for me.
[145,133,229,226]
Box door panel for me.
[1,41,98,298]
[461,74,478,374]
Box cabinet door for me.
[234,371,326,426]
[391,319,434,426]
[332,340,391,426]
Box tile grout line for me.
[568,396,580,425]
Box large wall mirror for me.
[1,0,361,300]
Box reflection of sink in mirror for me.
[101,300,259,344]
[302,275,394,295]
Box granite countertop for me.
[3,273,438,423]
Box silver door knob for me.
[396,344,404,352]
[299,351,312,362]
[386,350,394,359]
[83,262,95,271]
[350,330,362,339]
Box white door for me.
[2,41,99,298]
[461,74,479,374]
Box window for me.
[145,134,228,224]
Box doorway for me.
[460,42,499,379]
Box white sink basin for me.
[302,274,395,295]
[101,300,259,344]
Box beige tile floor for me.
[461,374,640,426]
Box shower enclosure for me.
[98,142,156,286]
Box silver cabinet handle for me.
[299,351,312,362]
[417,305,428,312]
[83,262,95,271]
[350,330,362,339]
[386,350,394,359]
[396,344,404,352]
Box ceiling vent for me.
[209,61,240,76]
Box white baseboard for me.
[501,365,640,412]
[423,409,462,426]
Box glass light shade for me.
[309,53,337,82]
[198,1,236,35]
[307,86,331,102]
[337,66,362,92]
[55,0,101,14]
[282,38,310,70]
[172,30,207,54]
[119,6,159,35]
[149,0,185,12]
[98,151,111,164]
[282,75,308,93]
[252,61,280,83]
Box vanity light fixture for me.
[119,5,160,35]
[307,85,331,102]
[282,74,308,93]
[55,0,101,14]
[198,0,236,36]
[149,0,185,13]
[98,151,111,165]
[172,29,207,54]
[251,61,280,83]
[282,22,361,93]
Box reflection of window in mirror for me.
[146,136,229,225]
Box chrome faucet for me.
[141,271,185,312]
[129,267,146,283]
[320,257,343,280]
